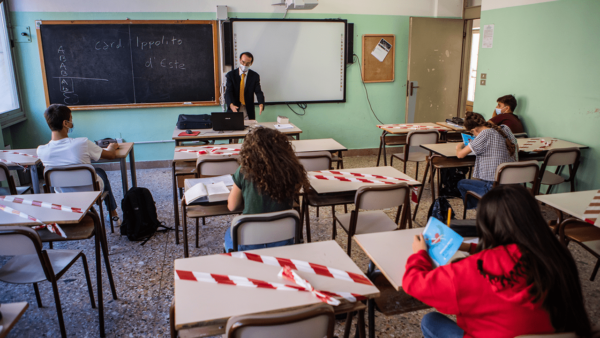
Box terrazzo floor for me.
[1,155,598,337]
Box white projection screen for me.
[231,19,347,104]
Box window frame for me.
[0,0,25,128]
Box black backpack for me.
[438,167,470,198]
[120,187,168,244]
[427,197,455,224]
[176,114,212,129]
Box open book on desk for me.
[184,174,234,205]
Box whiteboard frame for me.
[36,20,220,111]
[228,18,348,105]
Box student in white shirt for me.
[37,104,121,224]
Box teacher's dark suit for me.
[225,68,265,120]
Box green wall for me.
[8,11,411,161]
[474,0,600,191]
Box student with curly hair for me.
[403,185,592,338]
[455,112,518,209]
[225,127,309,251]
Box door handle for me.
[410,82,420,96]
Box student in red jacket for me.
[403,185,591,338]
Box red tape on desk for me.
[314,170,418,184]
[222,251,373,286]
[0,196,83,213]
[0,204,66,238]
[0,150,38,159]
[583,190,600,226]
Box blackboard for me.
[36,20,219,110]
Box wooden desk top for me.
[0,192,100,226]
[291,139,347,153]
[436,122,465,131]
[308,166,421,194]
[0,302,29,338]
[536,190,599,222]
[0,149,40,166]
[173,144,241,163]
[174,241,379,330]
[377,123,449,134]
[354,228,423,291]
[173,121,302,141]
[114,142,133,158]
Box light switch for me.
[481,73,487,79]
[480,80,486,86]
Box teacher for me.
[225,52,265,120]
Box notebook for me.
[461,133,475,146]
[423,217,464,266]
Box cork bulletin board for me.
[361,34,395,83]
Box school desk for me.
[173,240,379,336]
[0,148,41,193]
[172,121,302,146]
[0,302,28,338]
[436,121,466,131]
[375,123,451,166]
[536,190,598,222]
[0,191,112,337]
[94,142,137,194]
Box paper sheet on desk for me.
[371,38,392,62]
[274,124,294,129]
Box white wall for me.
[481,0,557,11]
[8,0,463,17]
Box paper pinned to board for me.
[482,24,494,48]
[371,38,392,62]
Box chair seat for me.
[335,211,398,235]
[186,203,239,218]
[38,214,96,242]
[0,186,31,196]
[541,170,565,186]
[391,152,428,163]
[370,271,429,316]
[565,224,600,245]
[0,249,81,284]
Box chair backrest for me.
[230,210,300,250]
[0,163,17,195]
[296,151,332,171]
[407,130,439,154]
[0,226,42,256]
[226,303,335,338]
[515,333,577,338]
[494,161,540,192]
[543,147,580,167]
[355,182,409,210]
[44,164,99,191]
[196,155,240,178]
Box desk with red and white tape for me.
[0,150,38,167]
[0,195,83,238]
[175,251,372,306]
[519,138,559,152]
[378,124,445,131]
[175,146,241,157]
[308,170,421,203]
[583,190,600,226]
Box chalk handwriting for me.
[95,39,123,50]
[136,36,183,50]
[145,57,186,70]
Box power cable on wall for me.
[353,53,385,124]
[287,103,307,116]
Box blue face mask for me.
[495,108,502,115]
[67,121,74,134]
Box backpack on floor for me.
[438,167,469,198]
[427,197,455,224]
[120,187,169,244]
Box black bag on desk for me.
[176,114,212,129]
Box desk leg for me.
[94,217,105,337]
[30,164,40,194]
[430,160,436,204]
[382,131,388,166]
[182,200,189,258]
[120,158,129,194]
[172,162,180,245]
[129,146,137,188]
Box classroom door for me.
[406,17,465,123]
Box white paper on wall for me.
[482,24,494,48]
[371,38,392,62]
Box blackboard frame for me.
[36,20,220,111]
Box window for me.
[0,0,24,127]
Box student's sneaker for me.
[111,216,122,227]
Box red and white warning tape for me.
[378,124,444,130]
[0,158,24,167]
[175,146,241,156]
[175,267,366,306]
[0,150,38,159]
[175,149,209,155]
[314,170,417,183]
[583,190,600,226]
[520,138,558,151]
[309,174,398,185]
[222,251,373,285]
[0,196,83,213]
[0,204,66,238]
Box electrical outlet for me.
[480,80,486,86]
[481,73,487,79]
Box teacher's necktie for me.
[240,73,246,106]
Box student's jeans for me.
[457,179,494,210]
[223,229,294,252]
[95,168,118,213]
[421,312,464,338]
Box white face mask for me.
[495,108,503,115]
[240,64,249,72]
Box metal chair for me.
[0,162,31,195]
[226,210,301,253]
[537,148,581,195]
[225,303,335,338]
[0,226,95,338]
[44,164,114,233]
[462,161,540,219]
[333,183,411,256]
[390,130,439,179]
[559,218,600,282]
[181,155,240,256]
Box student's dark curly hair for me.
[464,111,515,156]
[239,127,309,203]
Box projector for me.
[272,0,318,10]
